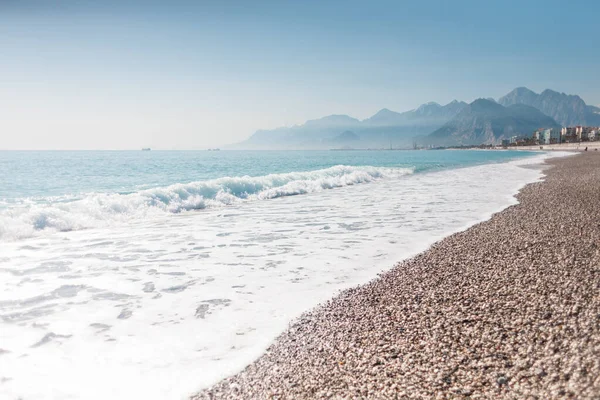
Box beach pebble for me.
[192,153,600,400]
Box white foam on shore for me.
[0,165,413,241]
[0,152,572,400]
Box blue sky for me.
[1,0,598,149]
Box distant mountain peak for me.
[333,130,360,142]
[428,99,560,146]
[238,88,598,150]
[469,98,503,112]
[372,108,397,116]
[505,87,537,97]
[471,98,493,104]
[444,100,468,111]
[304,114,360,127]
[498,86,594,126]
[515,86,535,92]
[417,101,441,109]
[363,108,404,125]
[414,102,443,117]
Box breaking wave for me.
[0,165,413,241]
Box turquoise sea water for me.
[2,148,560,400]
[0,149,537,240]
[0,149,533,203]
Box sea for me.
[0,149,567,399]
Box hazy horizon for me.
[1,0,599,150]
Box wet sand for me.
[193,152,600,399]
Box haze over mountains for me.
[428,99,560,147]
[235,101,468,149]
[498,87,600,127]
[231,88,599,149]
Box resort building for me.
[582,126,595,141]
[561,126,581,142]
[555,126,600,143]
[533,128,561,144]
[526,126,600,146]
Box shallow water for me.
[0,150,568,399]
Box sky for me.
[1,0,599,150]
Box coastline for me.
[0,151,560,400]
[512,142,600,151]
[193,152,600,399]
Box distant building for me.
[550,128,561,144]
[541,129,551,144]
[561,126,580,142]
[581,126,595,141]
[533,128,561,144]
[501,139,510,147]
[559,126,600,142]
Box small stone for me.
[497,376,508,386]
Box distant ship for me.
[142,148,151,151]
[207,148,220,151]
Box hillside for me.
[427,99,561,146]
[498,87,600,126]
[237,101,467,149]
[231,87,598,150]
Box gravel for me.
[193,152,600,399]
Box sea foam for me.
[0,165,413,241]
[0,152,573,400]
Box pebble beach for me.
[193,152,600,399]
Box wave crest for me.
[0,165,413,241]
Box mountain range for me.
[498,87,600,127]
[238,101,468,149]
[231,88,599,148]
[428,99,560,146]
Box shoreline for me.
[193,152,600,399]
[1,152,561,400]
[1,153,553,400]
[509,142,600,151]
